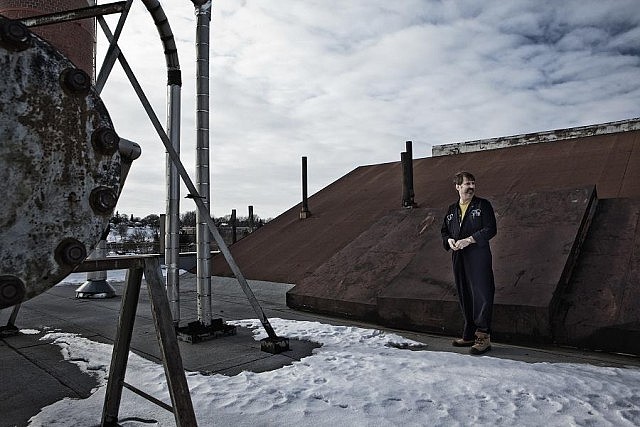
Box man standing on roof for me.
[441,171,497,355]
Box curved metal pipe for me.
[141,0,182,326]
[141,0,180,84]
[118,137,142,187]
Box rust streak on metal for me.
[19,2,127,28]
[0,22,121,307]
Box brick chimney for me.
[0,0,96,78]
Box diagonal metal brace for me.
[101,257,197,426]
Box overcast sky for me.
[98,0,640,220]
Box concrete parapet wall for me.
[432,117,640,156]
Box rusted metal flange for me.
[0,16,121,308]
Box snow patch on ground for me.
[28,318,640,426]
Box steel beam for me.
[18,2,126,28]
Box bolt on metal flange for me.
[0,275,26,309]
[89,187,118,214]
[0,19,32,51]
[60,68,91,95]
[91,127,119,155]
[0,11,122,306]
[54,238,87,266]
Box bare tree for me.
[116,223,128,242]
[180,210,196,227]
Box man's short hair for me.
[453,171,475,185]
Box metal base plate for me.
[75,280,116,299]
[177,319,237,344]
[260,336,290,354]
[0,324,19,337]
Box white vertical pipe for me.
[166,84,181,326]
[194,0,212,325]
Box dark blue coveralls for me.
[441,196,497,340]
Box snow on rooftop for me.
[28,318,640,426]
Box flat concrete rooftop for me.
[2,272,639,426]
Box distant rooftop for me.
[432,117,640,156]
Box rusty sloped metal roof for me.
[213,129,640,284]
[212,127,640,352]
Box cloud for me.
[89,0,640,219]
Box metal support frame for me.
[0,303,21,337]
[18,2,126,28]
[96,6,286,348]
[92,1,182,327]
[95,0,133,93]
[76,256,196,427]
[5,2,285,424]
[21,0,286,367]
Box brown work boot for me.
[469,331,491,355]
[452,337,475,347]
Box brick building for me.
[0,0,95,76]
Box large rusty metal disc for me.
[0,17,121,308]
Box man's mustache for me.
[466,188,474,193]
